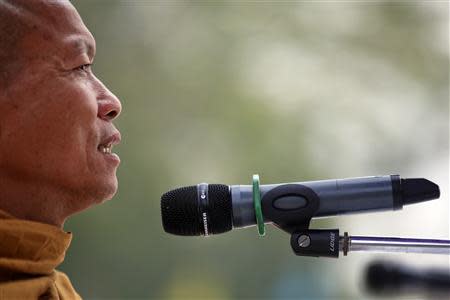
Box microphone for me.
[161,175,440,237]
[365,260,450,295]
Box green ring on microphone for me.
[252,174,265,237]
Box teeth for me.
[99,144,112,154]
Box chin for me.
[63,175,119,218]
[101,178,119,202]
[86,176,119,205]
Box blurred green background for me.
[64,1,449,299]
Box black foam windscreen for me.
[161,184,232,236]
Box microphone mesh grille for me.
[161,184,232,236]
[208,184,232,235]
[161,185,200,236]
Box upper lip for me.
[99,131,121,147]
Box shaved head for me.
[0,0,88,90]
[0,0,29,89]
[0,0,122,227]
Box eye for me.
[75,63,92,73]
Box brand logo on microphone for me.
[202,212,209,236]
[330,232,335,252]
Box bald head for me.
[0,0,28,89]
[0,0,122,227]
[0,0,92,90]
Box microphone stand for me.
[289,229,450,258]
[340,233,450,256]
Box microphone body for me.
[161,175,439,236]
[232,175,398,229]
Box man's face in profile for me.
[0,0,122,220]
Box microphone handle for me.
[231,175,398,229]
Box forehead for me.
[15,0,96,60]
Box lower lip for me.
[100,151,121,166]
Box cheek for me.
[40,83,98,144]
[1,79,99,174]
[44,87,99,165]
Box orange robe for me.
[0,210,81,299]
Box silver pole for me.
[339,232,450,255]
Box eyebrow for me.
[67,36,96,61]
[85,40,95,60]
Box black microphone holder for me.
[290,229,450,258]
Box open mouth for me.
[98,132,121,155]
[98,143,113,154]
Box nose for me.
[97,86,122,122]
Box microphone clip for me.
[258,179,338,258]
[261,183,320,233]
[290,229,340,258]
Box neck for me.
[0,176,72,228]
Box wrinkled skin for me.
[0,0,122,227]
